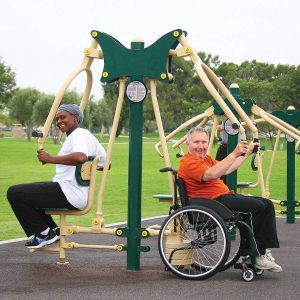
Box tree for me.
[89,100,113,136]
[8,88,41,140]
[0,57,16,109]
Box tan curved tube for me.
[37,39,98,150]
[177,34,251,141]
[265,130,281,198]
[96,78,127,216]
[150,79,174,196]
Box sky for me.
[1,0,300,100]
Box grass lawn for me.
[1,135,299,241]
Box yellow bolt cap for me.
[160,73,167,79]
[116,229,122,236]
[92,31,98,37]
[173,31,180,37]
[117,245,123,251]
[103,71,109,78]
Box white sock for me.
[40,227,50,235]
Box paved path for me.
[0,217,299,300]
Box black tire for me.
[158,205,230,280]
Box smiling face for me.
[56,110,79,135]
[186,131,209,160]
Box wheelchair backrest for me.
[176,177,190,206]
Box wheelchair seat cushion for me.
[190,198,234,220]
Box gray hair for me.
[58,104,84,125]
[186,126,209,141]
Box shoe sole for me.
[267,268,282,273]
[27,235,58,249]
[254,264,275,270]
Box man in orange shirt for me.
[178,126,282,272]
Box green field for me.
[1,135,299,241]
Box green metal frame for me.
[272,109,300,223]
[90,30,186,270]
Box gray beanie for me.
[58,104,84,125]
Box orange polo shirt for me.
[178,152,234,200]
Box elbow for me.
[203,171,220,181]
[78,153,88,164]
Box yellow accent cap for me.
[92,31,98,37]
[67,243,73,249]
[117,245,123,251]
[116,229,123,236]
[93,219,99,225]
[185,47,191,54]
[173,31,180,37]
[141,230,148,237]
[84,49,90,55]
[103,71,109,78]
[160,73,167,79]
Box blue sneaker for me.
[26,229,58,249]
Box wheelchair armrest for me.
[190,198,234,220]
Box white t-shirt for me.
[52,128,106,209]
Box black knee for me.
[7,185,19,204]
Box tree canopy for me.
[1,53,300,140]
[0,57,16,109]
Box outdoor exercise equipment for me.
[30,28,299,277]
[155,81,300,201]
[264,106,300,223]
[32,29,200,270]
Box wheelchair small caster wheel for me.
[242,269,254,282]
[255,269,264,275]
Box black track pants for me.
[7,182,76,237]
[215,193,280,255]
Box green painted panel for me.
[91,29,186,83]
[272,110,300,128]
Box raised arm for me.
[203,141,258,181]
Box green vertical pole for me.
[226,134,238,192]
[126,40,145,270]
[226,84,240,192]
[286,140,295,223]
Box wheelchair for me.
[157,167,264,282]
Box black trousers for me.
[7,182,76,237]
[215,194,280,255]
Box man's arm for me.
[203,141,257,181]
[225,142,258,174]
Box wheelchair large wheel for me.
[158,205,230,280]
[221,222,241,271]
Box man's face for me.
[186,131,209,159]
